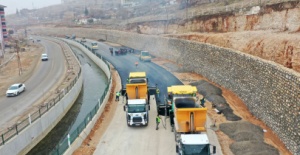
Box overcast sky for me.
[1,0,61,15]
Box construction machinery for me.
[161,85,216,155]
[123,72,155,126]
[139,51,151,62]
[91,42,98,50]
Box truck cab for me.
[177,134,216,155]
[124,99,150,126]
[139,51,151,62]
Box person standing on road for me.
[156,114,161,130]
[135,62,139,68]
[200,96,206,107]
[156,87,160,98]
[115,91,120,101]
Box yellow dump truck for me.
[164,85,216,155]
[123,72,151,126]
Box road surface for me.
[0,38,66,129]
[78,39,221,155]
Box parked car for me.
[41,53,48,61]
[6,83,26,97]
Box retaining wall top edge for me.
[174,37,300,78]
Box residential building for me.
[0,4,6,57]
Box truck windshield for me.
[130,78,146,83]
[128,104,146,113]
[182,144,209,155]
[141,52,149,56]
[91,43,97,46]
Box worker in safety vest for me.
[115,91,120,101]
[156,114,161,130]
[200,96,205,107]
[156,88,160,98]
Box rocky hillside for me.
[129,1,300,73]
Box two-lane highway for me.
[0,38,66,128]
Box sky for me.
[0,0,61,15]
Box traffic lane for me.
[83,40,182,101]
[0,39,66,127]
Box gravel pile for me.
[220,121,279,155]
[191,80,241,121]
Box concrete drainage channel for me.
[28,44,109,154]
[0,38,82,155]
[38,39,112,155]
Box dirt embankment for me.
[132,1,300,73]
[0,44,43,96]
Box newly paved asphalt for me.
[84,39,182,102]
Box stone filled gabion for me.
[32,27,300,155]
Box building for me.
[0,4,7,57]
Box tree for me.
[84,7,89,16]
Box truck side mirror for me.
[212,146,216,154]
[123,106,126,112]
[148,105,150,111]
[176,145,179,153]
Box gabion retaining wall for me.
[32,27,300,154]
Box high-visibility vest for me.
[156,116,161,123]
[116,92,120,96]
[156,88,160,94]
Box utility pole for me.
[15,40,22,75]
[165,6,169,34]
[185,0,189,20]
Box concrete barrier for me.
[62,39,112,155]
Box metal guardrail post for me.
[16,125,18,135]
[2,134,4,144]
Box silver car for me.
[6,83,26,97]
[41,53,48,61]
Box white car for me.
[6,83,26,97]
[41,53,48,61]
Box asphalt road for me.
[0,38,66,128]
[83,39,182,101]
[79,39,201,155]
